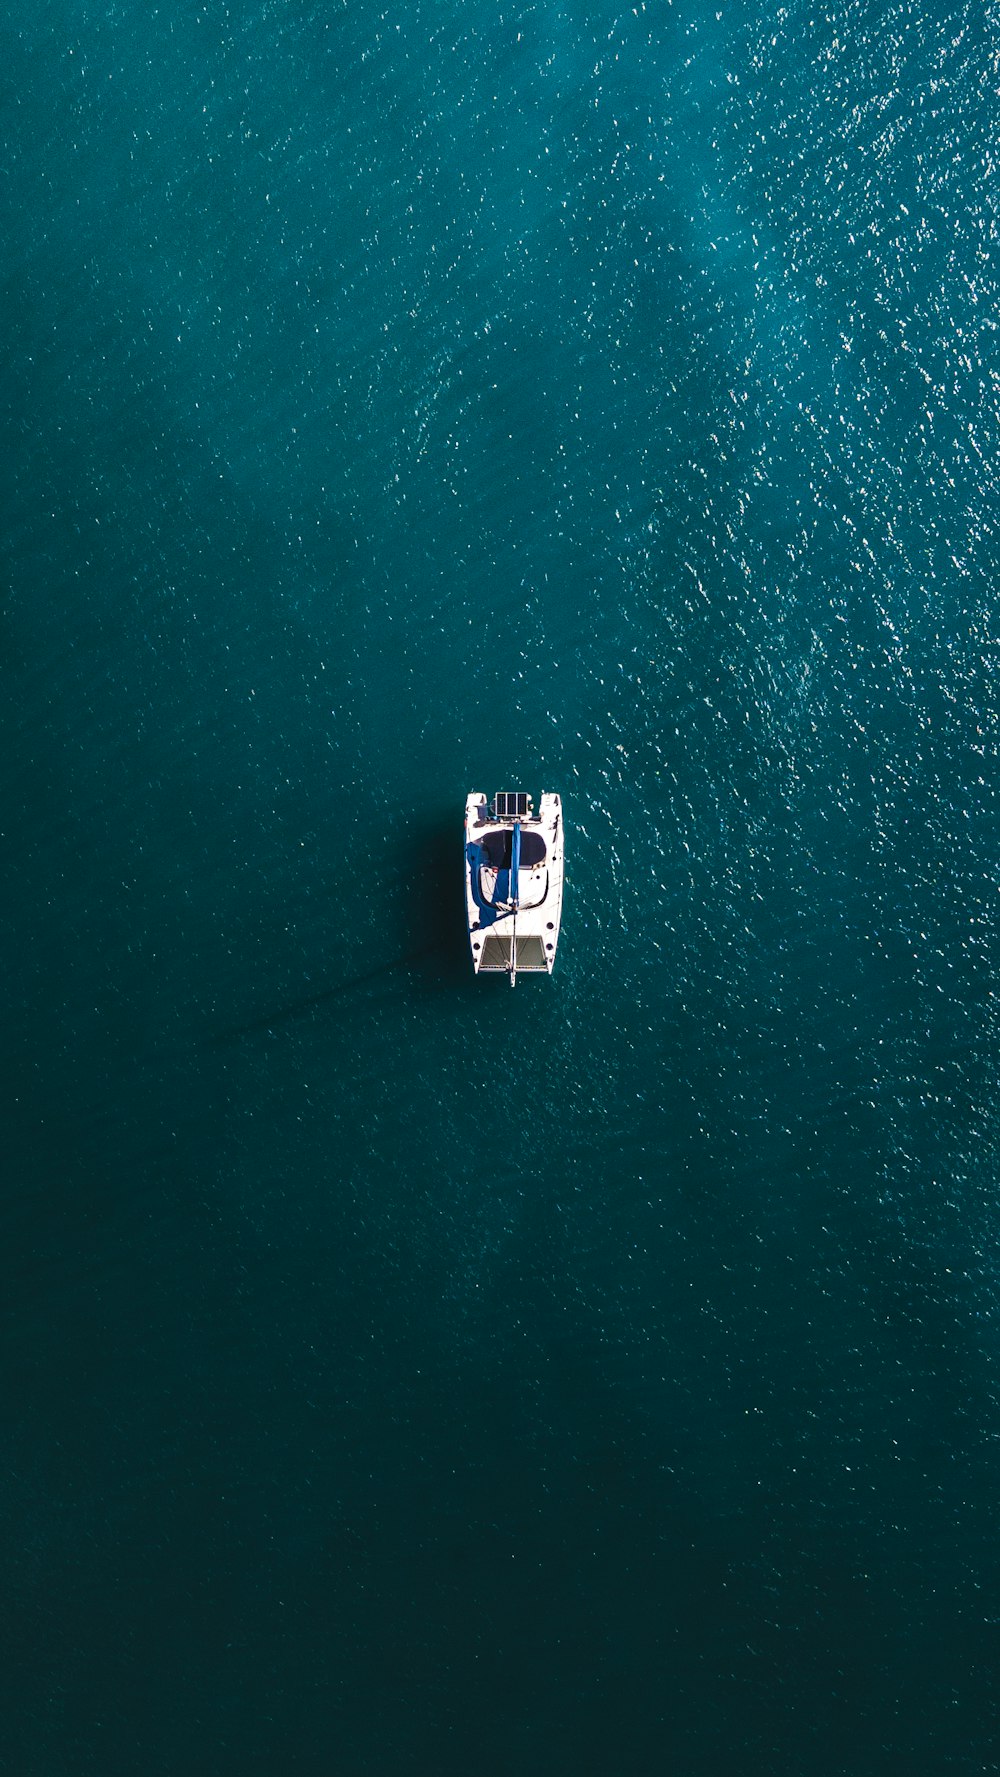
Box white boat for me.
[464,791,564,983]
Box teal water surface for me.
[3,1,999,1771]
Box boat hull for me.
[464,792,564,977]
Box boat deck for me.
[464,791,564,978]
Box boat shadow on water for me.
[401,815,470,988]
[210,815,468,1046]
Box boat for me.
[464,791,564,983]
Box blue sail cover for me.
[510,820,521,905]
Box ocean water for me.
[3,0,999,1770]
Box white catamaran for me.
[464,791,564,984]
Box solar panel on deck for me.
[494,792,528,818]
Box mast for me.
[509,819,521,986]
[510,819,521,905]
